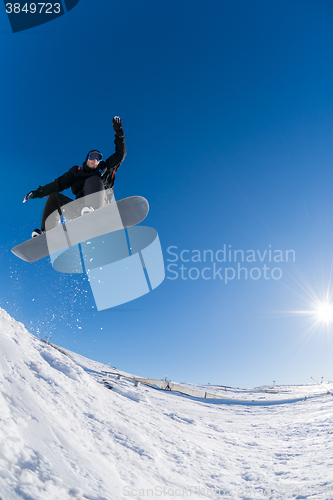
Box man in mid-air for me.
[24,116,126,237]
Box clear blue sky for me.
[1,0,333,387]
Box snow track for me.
[0,307,333,499]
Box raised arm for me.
[99,117,127,190]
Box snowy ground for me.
[0,307,333,500]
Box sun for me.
[285,269,333,334]
[315,302,333,324]
[291,295,333,333]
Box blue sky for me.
[1,0,333,387]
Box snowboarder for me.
[24,116,126,237]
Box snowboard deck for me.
[12,196,149,263]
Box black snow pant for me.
[41,177,109,231]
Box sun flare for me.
[315,302,333,324]
[291,290,333,333]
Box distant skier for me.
[24,116,126,237]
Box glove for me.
[113,116,123,135]
[23,186,45,203]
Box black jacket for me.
[39,133,126,199]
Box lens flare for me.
[290,293,333,337]
[315,302,333,324]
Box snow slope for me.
[0,307,333,500]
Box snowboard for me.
[12,196,149,263]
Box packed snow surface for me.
[0,307,332,500]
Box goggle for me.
[87,151,103,161]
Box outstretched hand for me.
[113,116,123,135]
[23,187,44,203]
